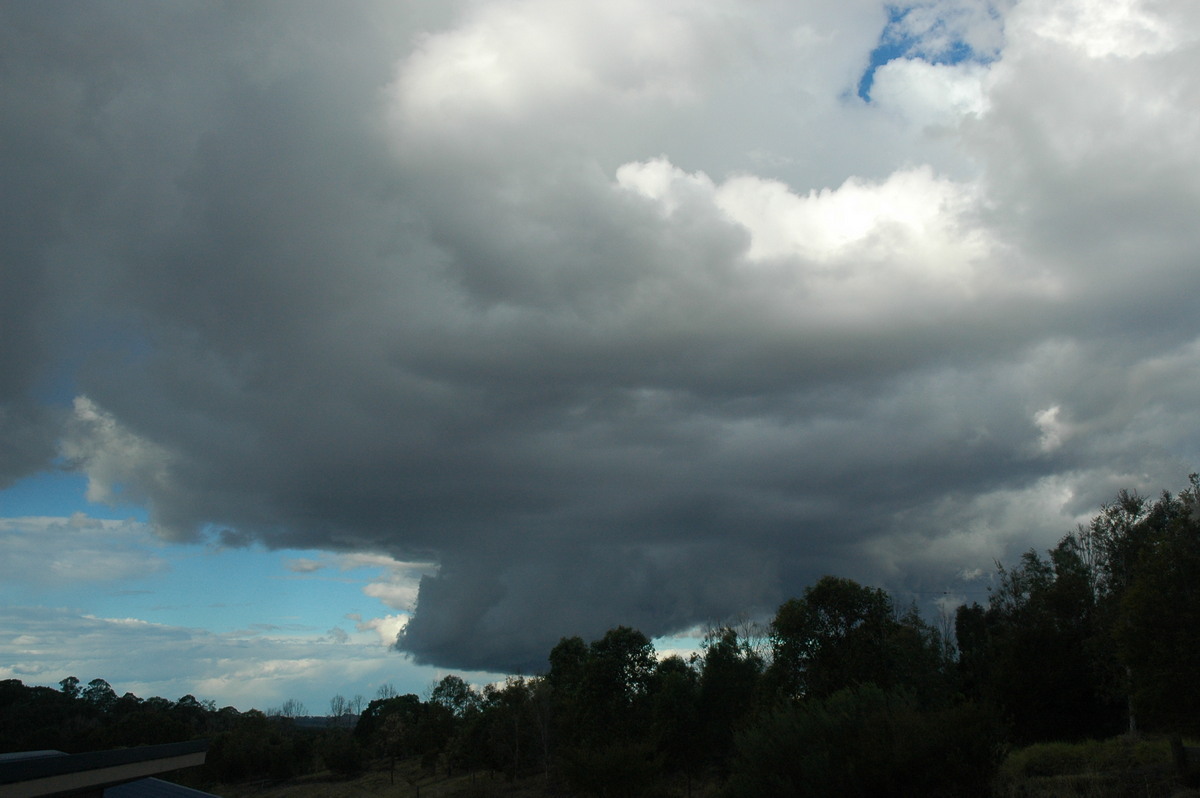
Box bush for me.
[992,736,1198,798]
[320,730,366,777]
[206,723,313,783]
[724,686,1001,798]
[999,736,1172,780]
[559,741,663,798]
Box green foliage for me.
[992,736,1194,798]
[724,686,1001,798]
[957,544,1126,742]
[559,740,663,798]
[0,679,81,752]
[999,737,1171,780]
[355,692,459,775]
[698,626,763,770]
[770,576,895,700]
[0,676,244,753]
[207,714,314,783]
[83,678,118,712]
[319,729,366,777]
[7,480,1200,795]
[585,626,656,733]
[479,676,547,780]
[959,478,1200,743]
[430,674,482,718]
[355,693,422,743]
[769,576,952,704]
[648,654,703,784]
[1112,477,1200,734]
[546,626,657,750]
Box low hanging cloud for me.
[4,0,1200,672]
[283,551,432,612]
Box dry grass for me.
[215,759,552,798]
[993,735,1200,798]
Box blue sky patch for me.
[858,4,993,102]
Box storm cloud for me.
[4,0,1200,671]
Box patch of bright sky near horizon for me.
[0,471,479,712]
[0,470,699,710]
[0,468,700,711]
[858,2,1002,101]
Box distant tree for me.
[172,694,210,734]
[415,699,455,773]
[2,680,79,752]
[356,693,422,742]
[83,678,118,712]
[356,690,461,777]
[205,704,320,783]
[319,729,365,777]
[430,674,481,718]
[377,713,407,783]
[279,698,306,718]
[446,694,490,776]
[59,676,81,700]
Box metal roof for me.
[105,778,219,798]
[0,742,209,798]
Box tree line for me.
[348,476,1200,794]
[3,478,1198,795]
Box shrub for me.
[724,686,1001,798]
[1000,736,1172,780]
[320,730,366,777]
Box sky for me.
[3,0,1200,712]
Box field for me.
[215,760,558,798]
[209,735,1200,798]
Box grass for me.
[215,758,554,798]
[994,735,1200,798]
[212,737,1200,798]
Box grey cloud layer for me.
[3,0,1200,671]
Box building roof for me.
[105,777,219,798]
[0,741,209,798]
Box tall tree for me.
[59,676,81,700]
[82,678,117,713]
[769,576,946,701]
[1112,477,1200,735]
[574,626,656,745]
[649,655,703,792]
[957,539,1128,742]
[697,626,763,769]
[430,674,481,719]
